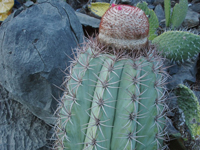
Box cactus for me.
[55,5,169,150]
[136,2,159,40]
[170,0,188,29]
[55,42,168,150]
[163,0,188,28]
[164,0,171,27]
[98,5,149,50]
[136,1,196,63]
[174,84,200,140]
[152,31,200,62]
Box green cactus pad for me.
[56,44,168,150]
[170,0,188,29]
[174,84,200,140]
[164,0,171,27]
[137,2,159,40]
[152,31,200,62]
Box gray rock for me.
[0,84,52,150]
[148,4,155,9]
[160,19,166,28]
[132,0,154,5]
[120,0,132,3]
[154,4,165,22]
[75,12,101,28]
[166,57,198,90]
[65,0,88,10]
[182,9,199,28]
[191,3,200,13]
[153,0,164,6]
[95,0,110,2]
[146,0,155,4]
[0,0,84,124]
[23,0,34,8]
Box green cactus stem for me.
[174,84,200,140]
[152,31,200,62]
[164,0,171,27]
[55,4,169,150]
[55,40,168,150]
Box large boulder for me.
[0,0,83,124]
[0,84,51,150]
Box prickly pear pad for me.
[152,31,200,62]
[174,84,200,140]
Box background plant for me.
[137,1,200,63]
[164,0,188,29]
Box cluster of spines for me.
[54,38,169,150]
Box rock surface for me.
[57,0,88,10]
[191,3,200,13]
[75,12,101,28]
[0,84,52,150]
[154,4,165,22]
[166,57,198,90]
[0,0,84,124]
[182,8,199,28]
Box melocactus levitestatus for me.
[98,5,149,50]
[55,5,169,150]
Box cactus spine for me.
[55,5,168,150]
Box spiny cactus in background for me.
[137,0,188,40]
[136,2,159,41]
[55,5,169,150]
[152,31,200,63]
[137,1,200,63]
[174,84,200,140]
[164,0,188,29]
[164,0,171,27]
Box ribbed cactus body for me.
[56,45,167,150]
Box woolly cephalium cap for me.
[98,5,149,50]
